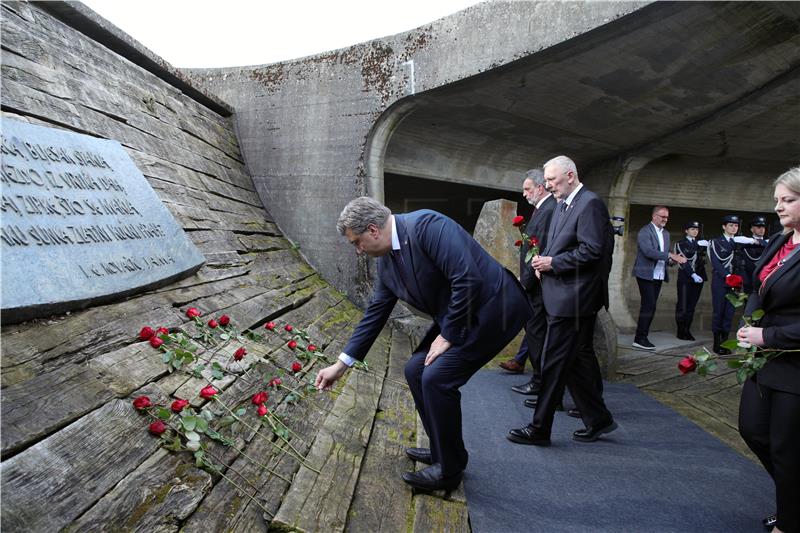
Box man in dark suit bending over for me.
[508,155,617,446]
[316,197,530,491]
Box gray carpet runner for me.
[461,370,773,533]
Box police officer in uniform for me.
[674,221,707,341]
[737,215,769,294]
[708,215,740,354]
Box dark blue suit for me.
[674,237,707,334]
[532,187,614,434]
[708,235,737,334]
[343,210,529,476]
[515,195,556,385]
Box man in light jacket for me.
[631,206,686,350]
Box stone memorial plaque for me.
[1,118,205,323]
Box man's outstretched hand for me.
[315,360,348,390]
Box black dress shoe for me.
[405,447,432,465]
[401,463,463,491]
[567,408,582,418]
[507,425,551,446]
[511,382,540,395]
[573,420,618,442]
[523,398,564,411]
[762,514,777,529]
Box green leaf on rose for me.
[162,351,174,364]
[156,407,172,421]
[235,407,246,417]
[194,450,204,467]
[750,309,765,321]
[185,430,200,441]
[728,359,744,368]
[164,435,182,452]
[736,367,752,384]
[721,339,739,350]
[195,418,208,433]
[218,416,236,428]
[220,333,230,341]
[192,365,205,378]
[181,416,197,431]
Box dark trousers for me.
[513,337,529,365]
[739,379,800,533]
[514,290,546,389]
[711,276,735,334]
[531,313,611,434]
[404,279,529,477]
[675,279,703,329]
[635,277,662,340]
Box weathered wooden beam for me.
[345,332,416,532]
[0,395,164,531]
[270,328,392,532]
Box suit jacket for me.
[632,223,671,282]
[519,195,556,291]
[674,237,707,283]
[744,232,800,394]
[343,210,527,361]
[540,187,612,318]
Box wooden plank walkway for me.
[614,331,756,462]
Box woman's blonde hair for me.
[774,167,800,234]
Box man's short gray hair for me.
[543,155,578,177]
[523,168,546,187]
[336,196,391,235]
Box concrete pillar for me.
[606,156,651,331]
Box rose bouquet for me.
[511,215,541,263]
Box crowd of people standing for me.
[316,158,799,533]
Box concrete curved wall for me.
[187,0,800,310]
[186,0,651,301]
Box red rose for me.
[514,240,522,247]
[186,307,201,318]
[257,404,268,417]
[199,385,218,399]
[208,319,219,329]
[287,340,297,349]
[265,322,276,331]
[291,361,302,373]
[307,344,317,352]
[252,391,269,405]
[678,356,698,375]
[171,398,190,413]
[218,314,230,326]
[132,395,152,410]
[149,336,164,349]
[233,347,247,361]
[156,327,169,336]
[284,324,293,332]
[149,420,167,435]
[268,377,282,387]
[529,237,539,246]
[138,326,155,341]
[512,215,525,227]
[725,274,744,290]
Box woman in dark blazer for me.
[737,167,800,533]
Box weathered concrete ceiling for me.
[385,1,800,189]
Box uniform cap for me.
[722,215,740,224]
[750,215,767,227]
[684,221,701,229]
